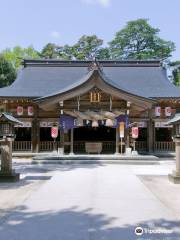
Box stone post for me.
[169,137,180,183]
[0,138,20,181]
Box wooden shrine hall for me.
[0,59,179,154]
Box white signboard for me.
[155,122,173,128]
[137,122,147,128]
[14,122,32,128]
[40,121,58,128]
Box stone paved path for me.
[0,163,179,240]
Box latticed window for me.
[90,89,101,103]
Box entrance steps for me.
[28,153,160,165]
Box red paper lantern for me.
[132,127,139,139]
[155,106,161,117]
[27,106,34,116]
[51,126,58,138]
[165,107,172,117]
[17,106,23,116]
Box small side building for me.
[0,59,179,154]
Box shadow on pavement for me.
[0,205,179,240]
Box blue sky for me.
[0,0,179,60]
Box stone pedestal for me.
[0,138,20,182]
[169,137,180,184]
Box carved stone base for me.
[168,171,180,184]
[0,172,20,182]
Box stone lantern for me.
[167,113,180,183]
[0,112,23,182]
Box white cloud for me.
[82,0,111,7]
[50,31,60,39]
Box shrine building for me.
[0,59,179,154]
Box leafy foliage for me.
[71,35,103,60]
[0,54,17,87]
[169,61,180,86]
[2,46,40,69]
[109,19,175,60]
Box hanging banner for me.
[51,126,58,138]
[27,106,34,116]
[165,107,172,117]
[119,122,125,138]
[155,106,161,117]
[17,106,23,116]
[59,115,77,129]
[132,127,139,138]
[115,115,129,128]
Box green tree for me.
[169,61,180,86]
[72,35,103,60]
[109,19,175,60]
[41,43,59,59]
[56,45,73,60]
[0,54,16,87]
[96,47,111,60]
[2,46,40,69]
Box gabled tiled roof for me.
[0,60,179,99]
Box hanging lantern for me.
[155,106,161,117]
[17,106,23,116]
[165,107,172,117]
[119,122,125,138]
[132,127,139,139]
[105,119,114,127]
[92,120,98,128]
[27,106,34,116]
[51,126,58,138]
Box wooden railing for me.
[135,141,147,152]
[12,140,175,153]
[154,141,175,152]
[40,141,58,152]
[13,141,32,152]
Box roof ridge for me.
[23,59,162,68]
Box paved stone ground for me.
[0,161,180,240]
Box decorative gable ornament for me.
[27,106,34,116]
[17,106,23,116]
[155,106,161,117]
[165,107,172,117]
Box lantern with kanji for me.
[27,106,34,116]
[132,127,139,139]
[165,107,172,117]
[155,106,161,117]
[51,125,58,139]
[17,106,23,116]
[119,122,125,138]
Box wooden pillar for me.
[59,129,64,154]
[147,110,154,153]
[115,127,119,154]
[31,105,40,153]
[70,128,74,154]
[31,119,40,153]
